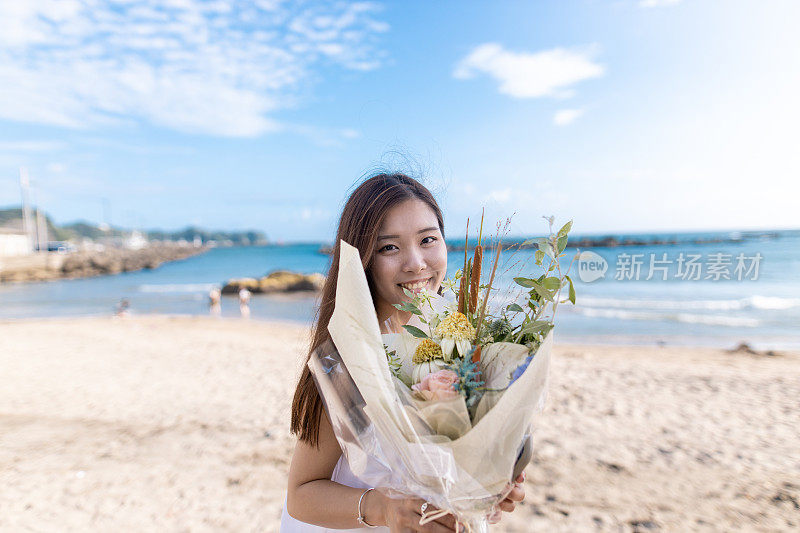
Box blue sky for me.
[1,0,798,242]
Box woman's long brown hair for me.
[290,173,445,447]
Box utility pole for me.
[29,179,49,252]
[19,167,35,252]
[36,204,48,252]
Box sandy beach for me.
[1,316,797,532]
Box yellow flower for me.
[433,312,475,360]
[413,338,444,364]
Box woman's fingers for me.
[418,520,457,533]
[498,499,516,512]
[505,484,525,502]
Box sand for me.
[0,316,797,532]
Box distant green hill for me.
[146,226,267,245]
[0,207,71,240]
[0,206,268,245]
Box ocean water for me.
[1,231,798,349]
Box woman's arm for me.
[286,412,458,532]
[286,410,382,528]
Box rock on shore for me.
[0,244,206,283]
[221,270,324,294]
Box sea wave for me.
[576,307,761,327]
[138,283,218,294]
[577,295,800,311]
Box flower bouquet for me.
[309,216,577,532]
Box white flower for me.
[433,312,476,361]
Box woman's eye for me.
[378,237,436,253]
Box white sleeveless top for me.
[280,454,391,532]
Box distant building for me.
[0,228,32,257]
[125,230,148,250]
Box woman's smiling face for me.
[370,198,448,324]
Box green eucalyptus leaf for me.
[402,325,429,339]
[513,277,536,288]
[565,274,576,304]
[506,302,524,313]
[542,276,561,290]
[539,241,554,259]
[522,320,551,335]
[395,302,422,315]
[557,220,573,238]
[529,281,555,302]
[534,250,544,265]
[557,234,568,254]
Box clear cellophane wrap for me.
[308,240,552,532]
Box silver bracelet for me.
[357,487,379,528]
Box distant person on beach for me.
[238,288,251,318]
[209,287,221,316]
[115,298,130,318]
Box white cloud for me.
[0,1,387,137]
[454,43,604,99]
[639,0,683,7]
[553,108,584,126]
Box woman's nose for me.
[403,247,427,272]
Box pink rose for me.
[412,369,459,401]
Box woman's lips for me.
[398,277,432,293]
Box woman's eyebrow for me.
[377,226,438,241]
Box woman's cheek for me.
[376,258,399,293]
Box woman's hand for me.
[487,472,526,524]
[377,491,460,532]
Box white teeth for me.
[400,278,430,291]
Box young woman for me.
[282,174,525,532]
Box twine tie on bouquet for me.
[419,506,475,533]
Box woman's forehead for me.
[379,199,439,234]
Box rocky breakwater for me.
[221,270,324,294]
[0,244,206,283]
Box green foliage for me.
[384,344,402,379]
[565,275,576,304]
[487,317,513,342]
[502,217,578,345]
[402,325,428,339]
[393,301,423,316]
[448,352,485,409]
